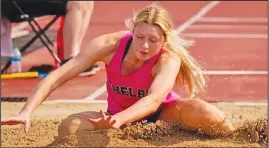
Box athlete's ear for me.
[125,18,135,32]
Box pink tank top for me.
[106,32,179,115]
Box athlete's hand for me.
[1,111,31,133]
[88,110,122,129]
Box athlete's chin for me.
[136,54,151,61]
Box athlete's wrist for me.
[111,113,126,128]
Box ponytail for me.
[165,30,206,96]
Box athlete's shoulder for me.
[102,30,132,51]
[152,49,181,76]
[98,31,132,63]
[104,30,132,42]
[159,49,181,65]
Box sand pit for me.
[1,101,267,147]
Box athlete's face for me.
[132,22,165,61]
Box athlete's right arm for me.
[1,31,129,132]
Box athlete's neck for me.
[124,43,145,67]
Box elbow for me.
[148,96,164,114]
[147,89,171,113]
[146,101,162,115]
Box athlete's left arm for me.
[113,56,181,126]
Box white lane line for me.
[83,84,107,100]
[182,33,268,39]
[199,70,268,75]
[189,24,267,30]
[198,17,268,23]
[234,102,267,106]
[176,1,220,34]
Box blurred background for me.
[1,1,267,103]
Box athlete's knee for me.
[58,115,94,137]
[58,116,80,137]
[159,98,235,136]
[184,98,235,136]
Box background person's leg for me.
[157,99,235,136]
[61,1,100,76]
[1,16,13,57]
[63,1,94,59]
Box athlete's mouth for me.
[140,51,148,55]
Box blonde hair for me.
[125,4,206,96]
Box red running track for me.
[2,1,267,102]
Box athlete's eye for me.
[150,39,158,43]
[137,35,144,39]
